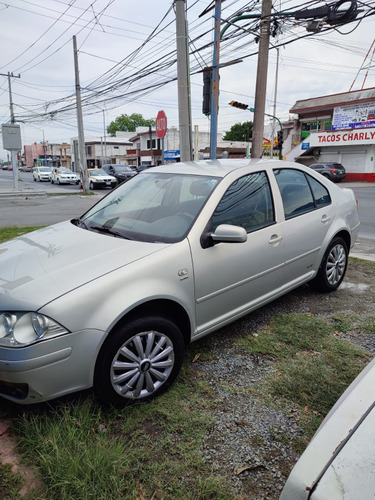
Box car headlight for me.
[0,312,69,347]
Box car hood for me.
[0,221,169,310]
[91,174,114,181]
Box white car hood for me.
[0,221,168,310]
[91,174,114,181]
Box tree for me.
[107,113,156,136]
[223,121,253,142]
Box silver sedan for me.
[0,159,360,405]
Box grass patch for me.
[0,463,23,498]
[363,316,375,335]
[0,226,44,243]
[14,365,230,500]
[349,256,375,272]
[236,313,372,439]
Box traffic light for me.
[229,100,248,110]
[202,69,212,116]
[277,130,283,150]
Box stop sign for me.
[156,110,167,139]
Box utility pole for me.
[0,72,21,189]
[270,47,280,158]
[175,0,193,162]
[73,35,89,193]
[209,0,222,160]
[251,0,272,158]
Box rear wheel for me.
[310,237,348,292]
[94,316,185,406]
[89,181,94,190]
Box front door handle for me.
[269,234,283,246]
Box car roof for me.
[141,158,292,178]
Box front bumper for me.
[0,329,105,404]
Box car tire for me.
[76,180,79,185]
[33,177,36,182]
[310,236,348,293]
[94,316,185,406]
[57,178,60,184]
[89,181,94,190]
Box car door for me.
[190,171,285,336]
[274,168,335,286]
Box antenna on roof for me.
[349,39,375,92]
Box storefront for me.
[287,88,375,182]
[300,128,375,182]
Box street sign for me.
[1,124,22,150]
[164,150,180,161]
[156,110,167,139]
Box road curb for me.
[0,191,48,198]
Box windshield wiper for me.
[71,218,88,229]
[89,225,129,239]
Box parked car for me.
[51,167,79,185]
[136,164,156,172]
[280,356,375,499]
[33,166,52,182]
[1,164,10,170]
[0,159,360,406]
[86,168,117,189]
[102,164,138,184]
[308,162,346,182]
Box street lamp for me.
[249,107,283,160]
[91,103,107,166]
[25,123,46,165]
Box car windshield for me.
[90,170,108,176]
[79,172,219,243]
[59,169,73,174]
[114,166,134,172]
[39,167,52,172]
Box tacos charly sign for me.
[332,103,375,130]
[307,128,375,147]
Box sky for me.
[0,0,374,161]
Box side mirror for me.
[211,224,247,243]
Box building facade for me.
[285,87,375,182]
[23,142,68,168]
[125,126,249,165]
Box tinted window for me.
[211,171,274,233]
[275,169,332,218]
[274,169,314,219]
[306,174,331,208]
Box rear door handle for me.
[321,214,331,223]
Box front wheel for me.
[94,316,185,406]
[310,237,348,292]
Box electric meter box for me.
[1,124,22,150]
